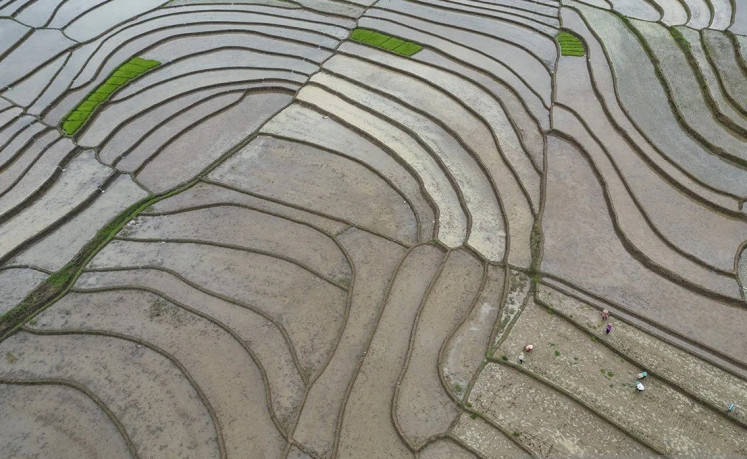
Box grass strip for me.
[0,199,148,329]
[61,57,161,135]
[615,12,747,169]
[349,28,423,56]
[0,182,187,337]
[557,31,586,57]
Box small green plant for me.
[670,27,690,51]
[148,299,169,319]
[470,413,478,419]
[455,384,463,393]
[600,369,614,379]
[465,402,472,408]
[554,350,561,357]
[512,431,521,437]
[557,31,585,57]
[501,355,508,361]
[335,275,352,289]
[349,28,423,56]
[62,57,161,135]
[547,307,554,315]
[46,264,77,289]
[529,220,542,277]
[590,335,597,342]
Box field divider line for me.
[485,357,664,455]
[0,376,139,458]
[21,326,227,458]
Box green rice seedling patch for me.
[61,57,161,135]
[380,37,406,50]
[350,28,374,41]
[557,31,585,57]
[365,32,391,46]
[391,42,423,56]
[350,28,423,56]
[76,100,98,112]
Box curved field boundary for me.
[540,276,747,378]
[565,3,746,214]
[488,358,662,454]
[261,103,439,241]
[557,30,585,56]
[474,358,658,455]
[77,266,308,380]
[115,236,348,290]
[333,46,540,211]
[129,89,292,178]
[552,102,740,278]
[304,80,476,248]
[0,377,139,458]
[67,281,304,437]
[350,27,423,55]
[331,242,443,456]
[390,248,450,451]
[61,57,160,135]
[400,0,558,38]
[551,122,743,303]
[259,131,428,240]
[0,166,117,266]
[534,290,747,430]
[20,326,226,458]
[309,69,508,260]
[291,90,469,248]
[104,86,261,166]
[280,232,360,457]
[0,130,61,190]
[367,3,556,83]
[0,85,293,337]
[672,27,747,138]
[622,16,747,168]
[40,17,343,122]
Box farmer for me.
[605,323,613,335]
[518,352,525,364]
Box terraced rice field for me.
[0,0,745,457]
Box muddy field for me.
[0,0,745,457]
